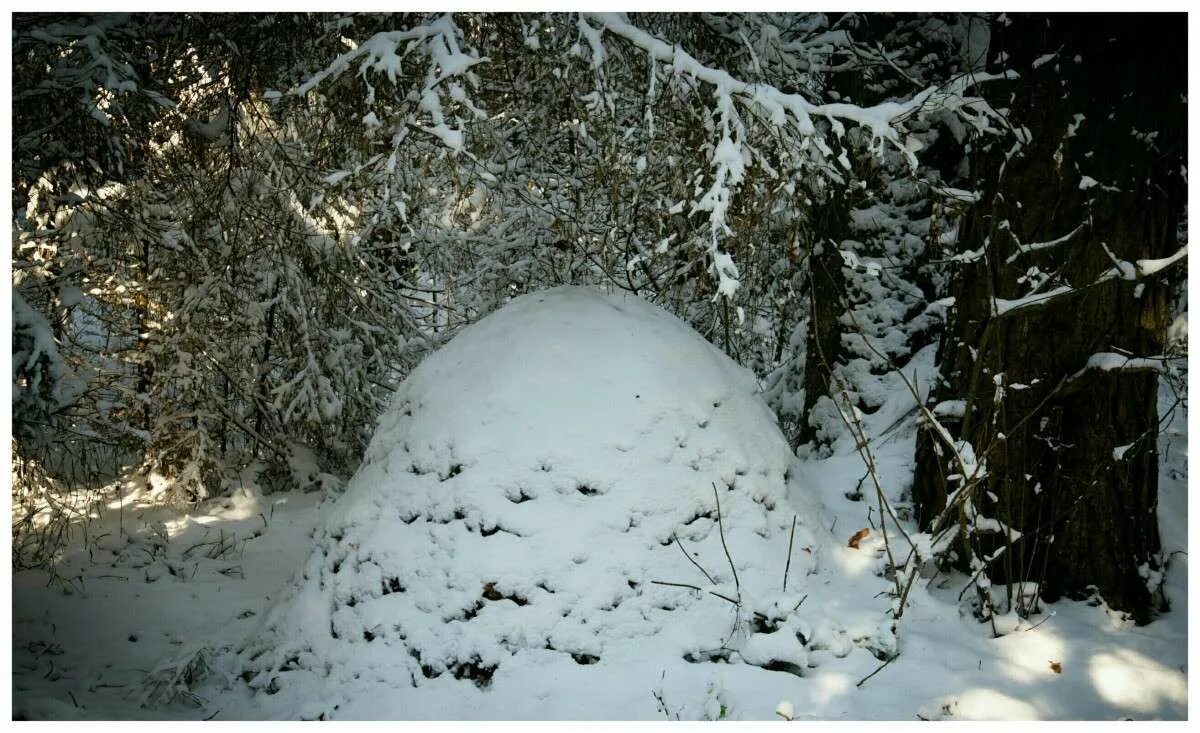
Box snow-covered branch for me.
[294,14,487,154]
[592,13,930,155]
[1004,223,1086,264]
[1103,244,1189,281]
[993,244,1188,317]
[992,284,1074,316]
[1069,352,1178,381]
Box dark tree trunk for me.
[799,201,850,446]
[912,14,1186,623]
[136,237,155,433]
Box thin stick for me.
[672,531,716,586]
[783,515,797,592]
[711,482,740,601]
[792,593,808,612]
[895,564,920,617]
[1023,611,1056,632]
[856,655,895,687]
[649,580,740,606]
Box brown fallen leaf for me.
[848,528,870,549]
[482,582,502,601]
[1049,661,1063,674]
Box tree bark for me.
[912,13,1186,623]
[799,201,850,446]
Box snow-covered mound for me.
[236,287,853,718]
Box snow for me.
[1072,352,1171,380]
[1031,53,1058,69]
[589,12,952,172]
[997,241,1187,317]
[931,400,966,419]
[232,286,837,716]
[11,287,1188,721]
[993,284,1074,316]
[185,105,230,141]
[1135,245,1189,277]
[775,700,795,720]
[1004,223,1086,264]
[12,482,330,719]
[576,16,606,69]
[12,291,63,399]
[937,186,981,203]
[1112,443,1135,461]
[294,15,481,155]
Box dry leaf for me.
[482,582,502,601]
[1049,661,1062,674]
[848,528,870,549]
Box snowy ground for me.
[10,288,1188,720]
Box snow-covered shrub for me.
[141,644,229,708]
[11,11,995,508]
[12,291,64,439]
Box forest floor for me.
[10,296,1189,720]
[13,391,1186,721]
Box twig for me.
[856,655,896,687]
[650,670,678,721]
[671,531,716,586]
[853,469,869,498]
[711,482,740,601]
[894,564,921,618]
[792,593,808,612]
[1023,611,1056,632]
[649,580,740,606]
[783,515,797,592]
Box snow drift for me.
[236,286,852,718]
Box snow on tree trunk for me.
[912,14,1186,623]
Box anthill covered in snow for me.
[236,287,861,718]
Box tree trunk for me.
[799,201,850,446]
[912,13,1186,623]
